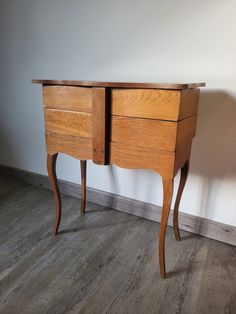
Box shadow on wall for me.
[190,89,236,222]
[191,89,236,177]
[0,130,17,168]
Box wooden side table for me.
[33,80,205,278]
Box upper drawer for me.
[111,88,199,121]
[43,86,92,112]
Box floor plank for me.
[0,177,235,314]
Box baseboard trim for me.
[1,164,235,246]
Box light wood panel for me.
[111,116,177,151]
[43,85,92,112]
[45,132,92,160]
[111,115,197,152]
[111,89,181,120]
[176,114,197,150]
[178,89,200,120]
[110,142,175,177]
[44,109,92,138]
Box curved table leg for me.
[47,153,61,235]
[159,177,174,278]
[80,160,87,214]
[173,160,190,241]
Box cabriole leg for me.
[47,153,61,235]
[80,160,87,214]
[159,177,174,278]
[173,160,190,241]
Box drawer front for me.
[111,88,199,121]
[110,142,175,177]
[44,109,92,138]
[111,116,177,151]
[43,86,92,112]
[111,89,181,120]
[46,132,92,160]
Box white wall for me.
[1,0,236,226]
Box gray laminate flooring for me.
[0,176,235,314]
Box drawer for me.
[110,142,175,177]
[43,86,92,112]
[111,88,199,121]
[44,109,92,138]
[110,115,197,152]
[46,132,92,160]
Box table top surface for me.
[32,80,206,90]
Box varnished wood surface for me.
[45,132,92,160]
[111,88,199,121]
[0,177,235,314]
[43,86,92,112]
[92,88,108,165]
[47,154,61,235]
[110,142,175,177]
[173,160,190,241]
[80,160,87,214]
[111,115,197,152]
[33,79,206,90]
[44,109,92,138]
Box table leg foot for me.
[173,160,190,241]
[47,153,61,235]
[159,177,174,278]
[80,160,87,214]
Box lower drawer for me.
[110,142,192,177]
[46,132,92,160]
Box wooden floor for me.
[0,177,235,314]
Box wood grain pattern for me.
[47,153,61,235]
[110,142,175,178]
[43,85,92,112]
[176,114,197,150]
[111,116,177,151]
[92,88,108,165]
[111,115,197,152]
[174,143,192,176]
[111,89,181,120]
[179,88,200,120]
[45,132,92,160]
[44,109,92,138]
[33,79,206,90]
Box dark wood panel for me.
[32,79,206,90]
[92,87,108,165]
